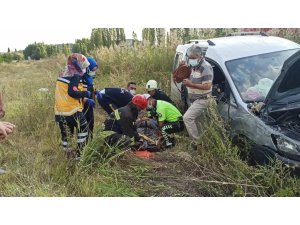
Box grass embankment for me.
[0,46,299,196]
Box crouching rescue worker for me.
[54,53,91,158]
[102,94,148,149]
[96,87,133,115]
[147,98,184,148]
[82,57,98,138]
[146,80,175,105]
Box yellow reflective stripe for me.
[55,107,82,116]
[115,109,120,120]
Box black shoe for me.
[165,137,176,148]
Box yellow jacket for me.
[55,76,88,116]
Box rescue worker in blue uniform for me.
[82,57,98,138]
[96,87,133,115]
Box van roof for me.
[176,40,208,55]
[205,35,300,62]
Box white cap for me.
[143,93,151,100]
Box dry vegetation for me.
[1,46,300,196]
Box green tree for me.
[91,28,103,48]
[183,28,191,43]
[62,44,71,56]
[23,42,47,60]
[215,28,226,37]
[2,53,13,63]
[132,31,138,47]
[142,28,156,45]
[120,28,126,42]
[156,28,165,46]
[166,32,170,46]
[46,45,59,57]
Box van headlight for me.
[272,134,300,154]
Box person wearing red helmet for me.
[102,94,147,148]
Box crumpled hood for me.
[264,50,300,113]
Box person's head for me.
[147,97,156,109]
[86,57,98,78]
[146,80,158,96]
[68,53,90,76]
[127,82,137,95]
[186,45,203,67]
[131,94,148,111]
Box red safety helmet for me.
[132,94,148,109]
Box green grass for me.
[1,46,300,196]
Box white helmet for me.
[146,80,158,91]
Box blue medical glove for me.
[95,90,102,100]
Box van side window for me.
[172,53,183,72]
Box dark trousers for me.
[57,112,88,156]
[83,102,94,139]
[104,133,132,149]
[160,120,184,145]
[97,95,117,115]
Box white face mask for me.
[189,59,199,67]
[129,89,136,95]
[88,70,96,78]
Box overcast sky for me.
[1,0,300,223]
[1,0,299,52]
[0,28,142,52]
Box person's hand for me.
[95,90,102,100]
[0,121,15,141]
[182,79,193,87]
[86,99,95,108]
[179,60,186,66]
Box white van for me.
[171,33,300,168]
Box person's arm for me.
[183,64,213,90]
[0,93,5,118]
[182,79,212,90]
[68,75,90,99]
[118,116,140,141]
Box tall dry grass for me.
[0,46,300,196]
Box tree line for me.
[1,28,300,63]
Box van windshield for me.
[226,49,299,102]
